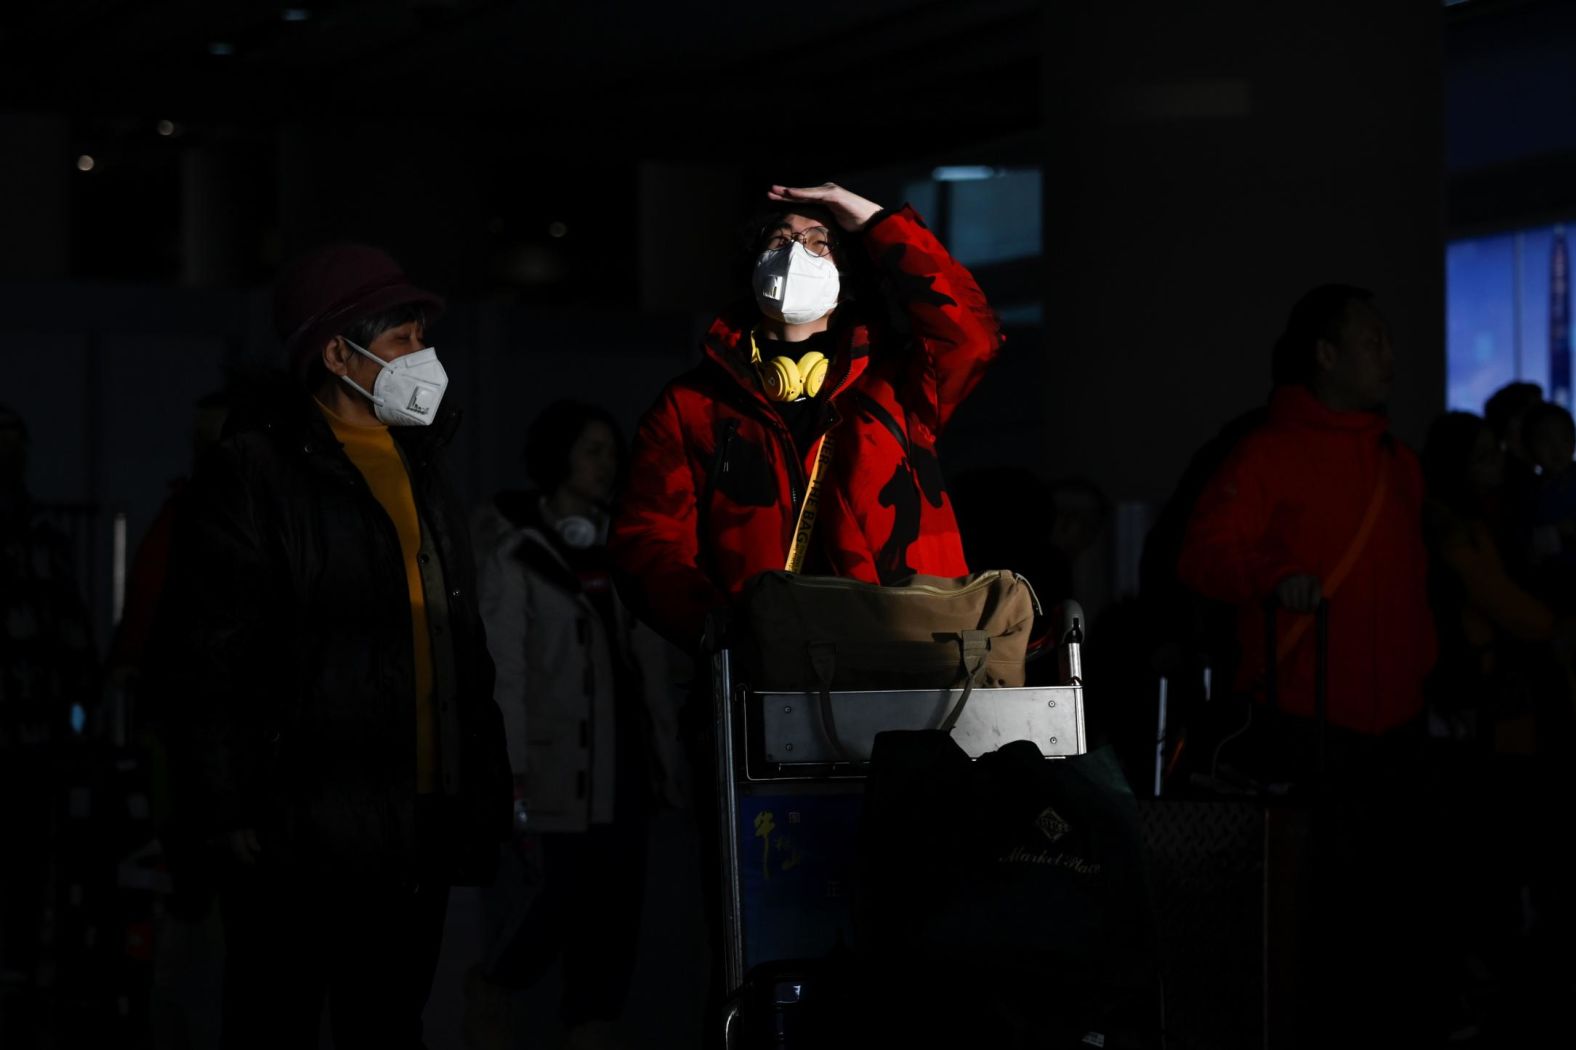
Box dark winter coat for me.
[610,206,1003,648]
[155,383,511,888]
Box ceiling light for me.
[283,8,311,21]
[932,166,998,182]
[156,120,176,136]
[77,155,96,172]
[208,41,234,56]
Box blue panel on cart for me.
[737,791,863,970]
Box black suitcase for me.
[1141,600,1329,1050]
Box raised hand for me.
[1274,573,1323,614]
[767,182,883,232]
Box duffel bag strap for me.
[807,641,850,761]
[938,630,992,733]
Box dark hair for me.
[1271,284,1375,387]
[1423,411,1492,515]
[1483,381,1544,437]
[302,301,430,392]
[1522,400,1575,445]
[524,400,625,495]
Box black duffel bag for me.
[852,732,1161,1049]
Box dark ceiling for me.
[1,0,1042,164]
[15,0,1567,290]
[0,1,1044,292]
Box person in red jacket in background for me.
[610,181,1002,651]
[1178,284,1443,1047]
[1178,283,1437,764]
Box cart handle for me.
[1027,599,1086,662]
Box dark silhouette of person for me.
[0,404,97,1004]
[1176,285,1440,1046]
[466,401,683,1050]
[152,244,510,1049]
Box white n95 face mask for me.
[340,338,449,426]
[754,242,841,326]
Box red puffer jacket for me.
[610,206,1003,649]
[1177,385,1438,734]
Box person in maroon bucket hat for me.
[152,242,511,1048]
[274,242,450,424]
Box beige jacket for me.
[476,498,684,833]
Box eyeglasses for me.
[760,225,835,258]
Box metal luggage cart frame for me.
[711,606,1090,1040]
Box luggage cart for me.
[710,603,1090,1046]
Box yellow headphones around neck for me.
[750,332,829,403]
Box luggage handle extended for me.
[1027,599,1086,678]
[1263,597,1329,788]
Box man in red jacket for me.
[1178,283,1437,755]
[1177,285,1441,1046]
[611,182,1002,649]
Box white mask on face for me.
[753,242,840,326]
[340,338,449,427]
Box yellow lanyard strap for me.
[751,328,835,573]
[785,434,834,573]
[1274,455,1390,664]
